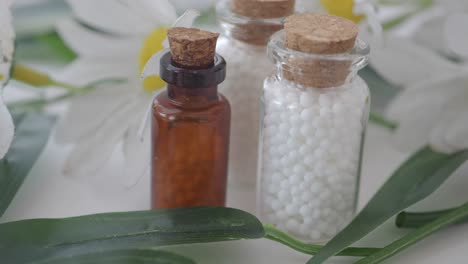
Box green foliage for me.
[396,207,468,228]
[307,147,468,264]
[0,113,56,217]
[34,250,196,264]
[15,31,76,63]
[356,202,468,263]
[0,207,264,264]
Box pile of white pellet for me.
[217,37,273,186]
[259,76,369,242]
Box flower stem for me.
[7,91,76,110]
[263,224,380,257]
[396,207,468,228]
[354,202,468,264]
[12,64,82,92]
[49,80,83,93]
[369,112,398,130]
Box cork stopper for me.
[231,22,283,45]
[168,27,220,69]
[283,13,358,88]
[232,0,295,19]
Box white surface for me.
[2,104,468,263]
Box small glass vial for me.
[151,28,230,209]
[257,14,370,242]
[216,0,295,186]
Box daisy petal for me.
[56,19,141,59]
[55,83,135,143]
[172,9,201,28]
[0,0,15,63]
[141,50,167,79]
[370,36,458,87]
[63,101,142,178]
[54,58,135,87]
[386,72,468,152]
[123,119,151,187]
[386,72,468,121]
[0,97,14,159]
[435,94,468,152]
[429,96,468,154]
[392,108,439,152]
[120,0,178,26]
[412,14,446,54]
[444,13,468,59]
[66,0,156,36]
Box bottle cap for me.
[168,27,220,69]
[232,0,295,19]
[282,13,358,88]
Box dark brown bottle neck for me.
[167,84,220,108]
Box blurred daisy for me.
[394,0,468,61]
[386,65,468,154]
[55,0,198,182]
[0,0,15,159]
[319,0,429,35]
[369,34,460,87]
[364,1,468,154]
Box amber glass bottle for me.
[151,51,230,209]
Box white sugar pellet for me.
[218,37,274,187]
[259,75,370,242]
[310,230,322,241]
[286,219,301,232]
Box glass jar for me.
[257,30,370,242]
[216,0,286,186]
[151,52,230,209]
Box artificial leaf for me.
[35,249,195,264]
[0,207,264,264]
[359,66,401,113]
[15,31,76,63]
[356,202,468,264]
[0,113,56,217]
[308,147,468,264]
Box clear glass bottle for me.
[216,0,292,186]
[151,52,230,209]
[257,30,370,242]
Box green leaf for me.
[36,249,195,264]
[396,207,468,228]
[307,147,468,264]
[355,201,468,264]
[359,66,401,113]
[0,207,264,264]
[369,112,398,130]
[38,31,77,62]
[15,31,76,63]
[0,113,56,217]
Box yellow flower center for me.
[139,27,169,92]
[320,0,364,23]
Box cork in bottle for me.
[168,27,220,68]
[232,0,295,19]
[283,13,358,88]
[229,0,295,45]
[152,27,230,209]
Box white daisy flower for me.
[0,0,15,159]
[386,65,468,154]
[369,29,468,153]
[369,34,460,87]
[394,0,468,60]
[55,0,198,183]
